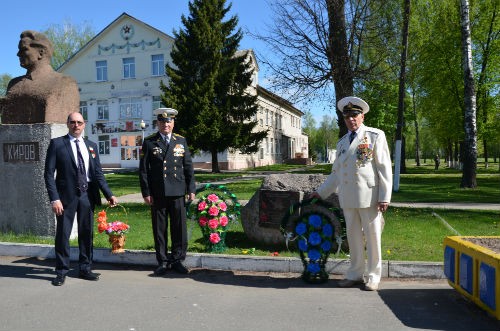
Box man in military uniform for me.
[139,108,196,275]
[311,96,392,291]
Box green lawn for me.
[1,163,499,262]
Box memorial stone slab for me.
[241,173,342,247]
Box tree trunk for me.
[447,139,453,168]
[412,90,421,166]
[459,0,478,188]
[211,149,220,173]
[401,135,407,173]
[483,139,489,168]
[326,0,354,137]
[393,0,411,190]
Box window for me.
[80,101,88,120]
[151,54,165,76]
[96,60,107,81]
[97,100,109,120]
[120,135,142,161]
[119,97,143,119]
[98,135,110,155]
[152,96,165,113]
[123,57,135,79]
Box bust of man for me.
[0,30,79,124]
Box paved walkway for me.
[1,255,499,331]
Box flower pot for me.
[109,234,126,254]
[443,236,500,319]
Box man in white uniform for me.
[311,96,392,291]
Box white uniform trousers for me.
[342,206,383,283]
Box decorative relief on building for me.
[98,37,161,55]
[120,24,135,40]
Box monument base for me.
[0,123,67,237]
[241,174,342,246]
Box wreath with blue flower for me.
[281,198,346,284]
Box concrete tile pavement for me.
[1,255,499,331]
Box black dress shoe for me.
[153,265,168,276]
[171,261,189,274]
[52,275,66,286]
[79,271,100,281]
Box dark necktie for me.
[349,131,357,144]
[75,139,88,192]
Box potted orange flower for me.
[97,208,130,253]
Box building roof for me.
[57,12,175,72]
[257,85,304,116]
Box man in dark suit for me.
[139,108,196,276]
[44,112,117,286]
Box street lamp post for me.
[140,120,146,141]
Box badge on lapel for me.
[173,144,185,157]
[89,146,96,158]
[152,146,163,156]
[356,136,373,167]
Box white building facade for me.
[59,13,308,169]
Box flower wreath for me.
[187,184,241,253]
[281,198,345,284]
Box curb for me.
[0,242,445,279]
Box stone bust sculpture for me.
[0,30,79,124]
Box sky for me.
[0,0,334,124]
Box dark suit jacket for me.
[44,134,113,207]
[139,132,196,198]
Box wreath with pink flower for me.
[187,184,241,253]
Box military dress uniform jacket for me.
[139,132,196,198]
[316,124,392,209]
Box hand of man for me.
[378,202,389,212]
[188,193,196,201]
[108,196,118,207]
[51,200,64,216]
[143,196,153,206]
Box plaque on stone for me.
[3,142,40,162]
[259,190,301,228]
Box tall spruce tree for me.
[161,0,267,172]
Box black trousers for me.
[151,195,187,266]
[54,192,94,276]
